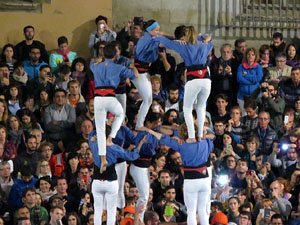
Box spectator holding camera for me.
[269,141,297,174]
[255,153,276,189]
[255,199,276,225]
[269,180,292,219]
[255,80,285,130]
[211,43,238,107]
[117,17,143,57]
[27,65,56,100]
[88,15,116,58]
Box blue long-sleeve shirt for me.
[133,131,159,168]
[113,126,136,147]
[156,36,213,66]
[134,131,159,157]
[88,130,140,169]
[160,135,214,167]
[90,59,135,88]
[135,32,161,63]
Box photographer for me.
[269,141,297,173]
[88,15,117,58]
[116,17,143,57]
[255,80,285,130]
[27,65,56,99]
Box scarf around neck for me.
[56,49,70,62]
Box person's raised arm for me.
[129,63,139,78]
[137,127,163,140]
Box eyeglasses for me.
[276,60,286,63]
[259,117,269,121]
[40,164,49,167]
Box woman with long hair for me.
[0,44,16,74]
[19,108,43,137]
[286,43,300,68]
[6,85,22,115]
[7,115,24,149]
[0,125,17,161]
[133,19,169,129]
[156,26,213,142]
[66,212,81,225]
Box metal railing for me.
[199,0,300,40]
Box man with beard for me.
[255,80,285,129]
[13,135,42,178]
[229,159,248,189]
[15,25,49,63]
[270,32,286,65]
[44,89,76,141]
[232,39,247,64]
[164,85,182,112]
[23,46,48,79]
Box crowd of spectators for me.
[0,14,299,225]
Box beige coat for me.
[268,65,292,81]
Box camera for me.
[47,72,54,77]
[260,87,268,93]
[246,170,253,176]
[158,47,166,53]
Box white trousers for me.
[94,96,124,155]
[129,164,150,221]
[132,72,152,128]
[92,180,118,225]
[116,93,127,115]
[183,174,211,225]
[237,98,246,116]
[183,79,211,139]
[115,161,127,208]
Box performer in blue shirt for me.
[89,127,144,225]
[90,43,138,173]
[139,124,215,225]
[156,26,213,143]
[112,41,132,113]
[107,115,137,209]
[133,19,164,129]
[129,112,161,221]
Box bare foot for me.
[197,137,203,142]
[100,155,108,173]
[106,136,114,146]
[186,138,196,143]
